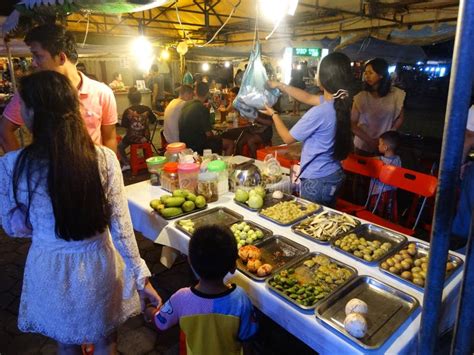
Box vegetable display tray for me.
[230,220,273,245]
[258,199,321,226]
[233,192,294,212]
[237,235,309,282]
[315,276,419,350]
[331,224,407,265]
[378,241,464,292]
[175,207,243,236]
[266,252,357,311]
[155,205,208,220]
[292,210,361,245]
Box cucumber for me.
[164,197,185,207]
[160,207,183,218]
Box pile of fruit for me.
[268,255,353,307]
[334,233,393,262]
[294,211,359,242]
[380,242,456,287]
[230,221,266,248]
[234,186,266,209]
[238,245,273,277]
[260,200,319,225]
[150,189,207,218]
[177,219,195,234]
[344,298,369,338]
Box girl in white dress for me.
[0,71,161,354]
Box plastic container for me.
[197,172,219,202]
[165,142,186,162]
[146,156,167,186]
[161,162,179,192]
[207,160,229,196]
[178,163,200,193]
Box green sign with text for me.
[293,48,321,57]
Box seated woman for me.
[236,112,273,158]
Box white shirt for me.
[467,105,474,131]
[163,98,186,143]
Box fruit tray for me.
[237,235,309,282]
[258,199,321,226]
[175,207,243,236]
[233,192,294,212]
[230,220,273,247]
[266,252,357,311]
[315,276,419,350]
[292,210,361,245]
[378,241,463,291]
[154,205,208,221]
[331,224,407,265]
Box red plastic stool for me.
[130,143,153,176]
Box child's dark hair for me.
[189,225,237,280]
[318,52,354,161]
[128,87,141,105]
[363,58,391,97]
[380,130,400,151]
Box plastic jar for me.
[146,156,167,186]
[165,142,186,162]
[207,160,229,195]
[161,162,179,192]
[178,162,200,193]
[197,172,219,202]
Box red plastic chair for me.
[356,165,437,236]
[336,154,384,214]
[130,142,154,176]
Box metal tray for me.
[233,192,294,212]
[175,207,243,236]
[258,199,321,226]
[331,224,407,265]
[154,205,208,221]
[266,252,358,311]
[315,275,420,350]
[378,241,464,291]
[237,235,309,282]
[230,220,273,246]
[292,210,361,245]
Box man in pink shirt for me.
[0,24,117,152]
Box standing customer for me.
[263,53,354,207]
[163,84,194,144]
[0,71,161,354]
[0,24,118,153]
[351,58,406,155]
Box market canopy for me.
[1,0,458,48]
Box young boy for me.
[145,225,258,354]
[369,131,402,219]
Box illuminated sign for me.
[293,48,321,57]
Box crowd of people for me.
[0,22,472,355]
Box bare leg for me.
[247,134,265,159]
[94,332,118,355]
[57,343,82,355]
[222,138,235,156]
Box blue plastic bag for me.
[233,43,280,120]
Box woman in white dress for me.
[0,71,161,354]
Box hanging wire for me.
[174,0,241,47]
[81,11,91,48]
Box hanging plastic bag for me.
[233,43,280,120]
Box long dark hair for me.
[13,71,110,241]
[363,58,391,97]
[318,52,354,161]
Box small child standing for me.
[145,225,258,354]
[369,131,402,219]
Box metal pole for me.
[418,0,474,353]
[451,209,474,354]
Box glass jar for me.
[197,172,219,202]
[165,142,186,162]
[178,162,200,193]
[161,162,179,192]
[207,160,229,195]
[146,156,167,186]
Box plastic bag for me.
[233,43,280,120]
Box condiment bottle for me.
[161,162,179,192]
[197,172,218,202]
[165,142,186,162]
[177,162,200,193]
[207,160,229,195]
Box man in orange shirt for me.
[0,24,117,153]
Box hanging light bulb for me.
[224,61,231,68]
[202,62,210,72]
[161,48,170,60]
[177,41,189,56]
[131,36,154,72]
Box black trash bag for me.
[233,43,280,120]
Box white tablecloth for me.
[126,179,463,354]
